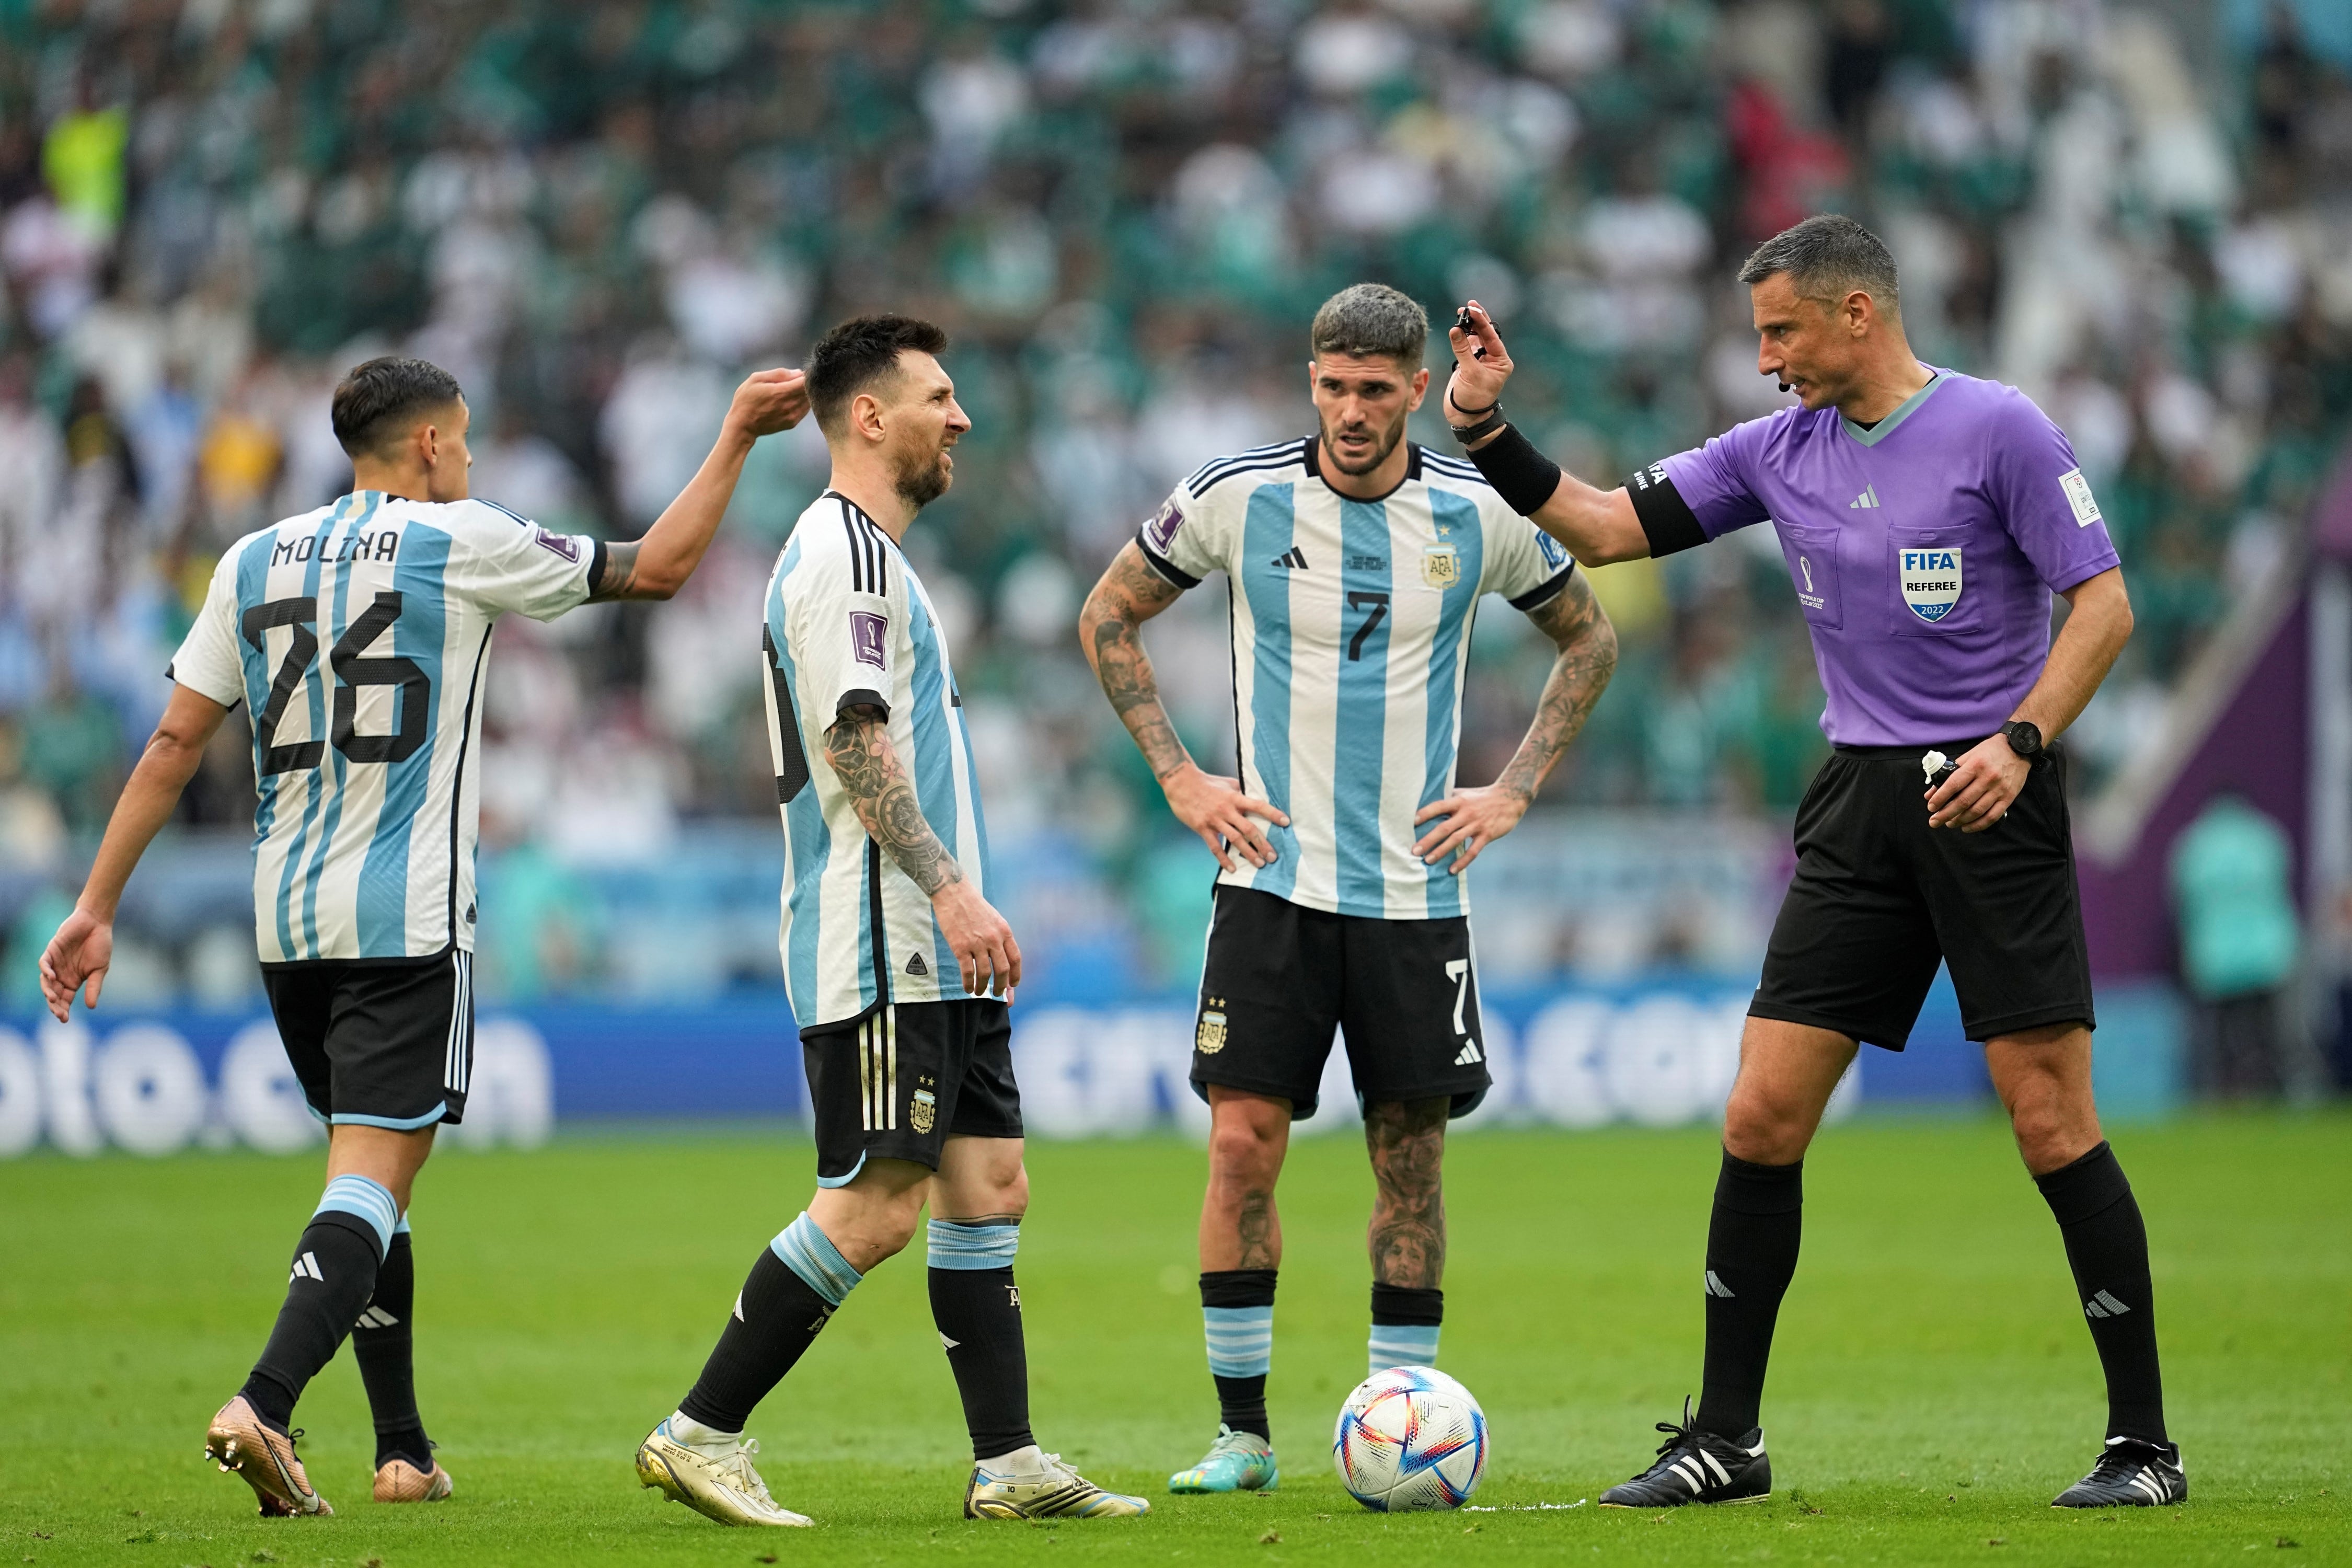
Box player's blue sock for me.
[241,1174,398,1429]
[352,1212,432,1470]
[1202,1269,1277,1440]
[679,1213,860,1433]
[927,1219,1035,1461]
[1368,1283,1442,1374]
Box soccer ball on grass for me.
[1332,1366,1488,1512]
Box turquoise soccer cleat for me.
[1168,1425,1278,1494]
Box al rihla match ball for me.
[1332,1365,1488,1512]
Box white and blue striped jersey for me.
[168,491,600,963]
[763,492,991,1029]
[1139,439,1574,920]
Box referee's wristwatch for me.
[1999,720,2045,765]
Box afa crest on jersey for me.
[1899,547,1963,623]
[1421,543,1460,589]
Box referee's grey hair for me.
[1737,214,1900,316]
[1310,283,1428,367]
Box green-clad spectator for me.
[2169,794,2301,1098]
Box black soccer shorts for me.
[1190,884,1491,1120]
[801,998,1023,1185]
[262,949,476,1128]
[1749,744,2096,1049]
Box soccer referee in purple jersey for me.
[1442,215,2183,1512]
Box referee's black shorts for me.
[1749,744,2095,1050]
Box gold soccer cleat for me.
[204,1396,332,1517]
[636,1420,813,1527]
[374,1455,455,1503]
[964,1451,1151,1520]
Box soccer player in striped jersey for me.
[39,354,809,1517]
[1078,284,1619,1493]
[635,316,1145,1528]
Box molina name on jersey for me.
[763,492,991,1029]
[1137,439,1574,921]
[169,491,599,964]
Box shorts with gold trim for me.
[800,999,1022,1186]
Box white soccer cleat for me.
[965,1448,1150,1519]
[636,1420,812,1527]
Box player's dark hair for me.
[1310,283,1427,368]
[1737,214,1900,316]
[330,356,466,458]
[808,315,950,436]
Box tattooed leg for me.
[1201,1086,1290,1271]
[1365,1098,1448,1288]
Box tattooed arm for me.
[1078,541,1290,870]
[823,704,1020,995]
[1410,569,1618,874]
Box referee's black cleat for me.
[1597,1399,1770,1507]
[2051,1437,2186,1508]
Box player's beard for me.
[892,440,954,510]
[1320,408,1408,477]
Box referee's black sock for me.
[241,1194,390,1431]
[351,1225,433,1470]
[1202,1269,1277,1441]
[678,1214,860,1433]
[926,1221,1036,1461]
[2034,1141,2166,1445]
[1694,1151,1803,1440]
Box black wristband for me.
[1463,422,1563,516]
[1449,408,1506,444]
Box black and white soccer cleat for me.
[2051,1437,2186,1508]
[1598,1399,1770,1507]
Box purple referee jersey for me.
[1627,368,2120,747]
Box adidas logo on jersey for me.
[1849,484,1882,509]
[290,1251,324,1284]
[906,951,929,976]
[1453,1040,1483,1066]
[1271,547,1309,570]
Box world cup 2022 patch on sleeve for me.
[1145,497,1184,555]
[849,610,887,668]
[533,526,579,561]
[2058,467,2103,527]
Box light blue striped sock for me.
[315,1174,399,1258]
[395,1211,411,1237]
[769,1212,863,1307]
[927,1218,1020,1270]
[1205,1306,1274,1378]
[1368,1322,1442,1375]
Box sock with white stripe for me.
[1368,1283,1442,1374]
[1202,1269,1277,1440]
[926,1220,1035,1461]
[678,1213,860,1433]
[241,1174,396,1431]
[352,1216,432,1470]
[1694,1151,1802,1440]
[2035,1141,2166,1444]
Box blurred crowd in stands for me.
[1,0,2349,1004]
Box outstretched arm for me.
[1078,541,1289,870]
[824,705,1020,995]
[1445,302,1651,567]
[589,368,810,603]
[42,684,233,1019]
[1411,570,1618,873]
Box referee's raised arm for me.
[1439,302,1650,566]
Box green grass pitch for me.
[2,1113,2345,1566]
